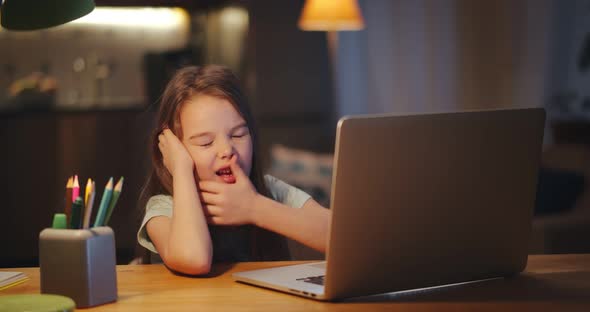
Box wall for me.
[0,111,153,267]
[336,0,552,127]
[0,8,190,110]
[248,0,336,157]
[546,0,590,121]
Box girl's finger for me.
[199,181,224,193]
[202,204,222,216]
[163,128,176,140]
[200,192,221,205]
[202,204,211,217]
[201,205,213,217]
[206,216,223,225]
[229,155,247,180]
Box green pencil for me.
[93,177,113,227]
[104,177,124,226]
[70,197,83,229]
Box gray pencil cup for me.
[39,226,118,308]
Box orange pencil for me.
[64,176,73,227]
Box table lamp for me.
[298,0,364,60]
[0,0,95,31]
[298,0,364,120]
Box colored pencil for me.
[70,197,83,229]
[64,176,73,226]
[93,177,113,227]
[82,178,90,227]
[72,175,80,202]
[83,180,96,229]
[84,178,92,207]
[104,177,124,226]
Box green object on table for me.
[0,294,75,312]
[51,213,67,229]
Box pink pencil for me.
[72,175,80,202]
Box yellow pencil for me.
[84,178,93,207]
[83,181,96,229]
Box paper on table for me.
[0,271,29,290]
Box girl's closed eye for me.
[189,133,215,147]
[190,136,214,147]
[232,128,250,139]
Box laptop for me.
[233,107,546,301]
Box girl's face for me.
[179,94,253,183]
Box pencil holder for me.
[39,226,118,308]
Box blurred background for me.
[2,0,590,267]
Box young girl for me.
[137,65,330,275]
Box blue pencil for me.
[93,177,113,227]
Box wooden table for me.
[1,254,590,311]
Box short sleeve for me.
[137,195,173,254]
[264,174,311,208]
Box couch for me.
[270,143,590,258]
[529,144,590,254]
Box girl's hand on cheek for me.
[198,156,259,225]
[158,128,194,177]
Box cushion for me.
[268,144,333,207]
[535,167,585,215]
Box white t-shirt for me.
[137,175,311,261]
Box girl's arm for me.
[146,129,213,275]
[199,158,330,252]
[252,196,330,252]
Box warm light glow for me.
[298,0,365,31]
[69,7,188,30]
[219,7,249,29]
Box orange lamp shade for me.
[298,0,365,31]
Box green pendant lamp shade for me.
[1,0,95,31]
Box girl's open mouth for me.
[216,167,236,183]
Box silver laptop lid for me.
[324,108,545,299]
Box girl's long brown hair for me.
[139,65,289,261]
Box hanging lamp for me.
[0,0,95,31]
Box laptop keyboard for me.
[296,275,325,286]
